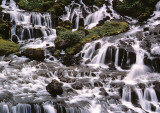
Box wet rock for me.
[104,46,116,64]
[94,81,103,87]
[59,54,82,66]
[71,82,83,90]
[46,79,63,96]
[59,76,76,83]
[151,81,160,100]
[144,56,160,73]
[117,39,136,69]
[79,18,84,27]
[108,63,116,70]
[136,31,144,41]
[21,48,45,60]
[143,27,149,32]
[99,88,108,96]
[11,35,19,43]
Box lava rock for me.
[46,79,63,96]
[21,48,45,60]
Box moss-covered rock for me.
[0,19,9,39]
[113,0,159,21]
[58,20,73,30]
[55,21,129,55]
[0,37,20,56]
[21,48,45,60]
[16,0,72,15]
[82,0,106,7]
[55,30,82,49]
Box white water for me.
[0,0,160,113]
[61,0,121,30]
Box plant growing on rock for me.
[113,0,159,21]
[55,21,129,55]
[55,30,82,49]
[0,37,20,56]
[0,19,9,39]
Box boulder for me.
[21,48,45,60]
[46,79,63,96]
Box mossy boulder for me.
[17,0,72,16]
[21,48,45,60]
[55,21,129,55]
[46,79,63,97]
[58,20,73,30]
[55,30,82,49]
[113,0,159,21]
[0,38,20,56]
[82,0,106,7]
[0,19,9,39]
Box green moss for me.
[55,30,82,49]
[0,19,9,39]
[113,0,159,21]
[16,0,72,15]
[58,20,73,29]
[0,37,20,56]
[55,21,129,55]
[42,1,55,11]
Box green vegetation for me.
[82,0,106,7]
[15,0,108,15]
[113,0,159,21]
[54,21,129,55]
[0,19,9,39]
[16,0,72,15]
[55,30,82,48]
[0,37,20,56]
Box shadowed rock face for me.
[46,79,63,97]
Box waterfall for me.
[61,0,121,30]
[1,0,56,49]
[0,0,160,113]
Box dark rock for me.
[59,54,82,66]
[108,63,116,70]
[11,35,19,43]
[117,39,136,69]
[21,48,45,60]
[71,82,83,90]
[46,79,63,96]
[79,18,84,27]
[136,31,144,41]
[150,81,160,101]
[143,27,149,32]
[105,46,116,64]
[99,88,108,96]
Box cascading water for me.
[61,0,121,30]
[0,0,160,113]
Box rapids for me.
[0,0,160,113]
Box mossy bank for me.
[0,37,20,56]
[54,21,129,56]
